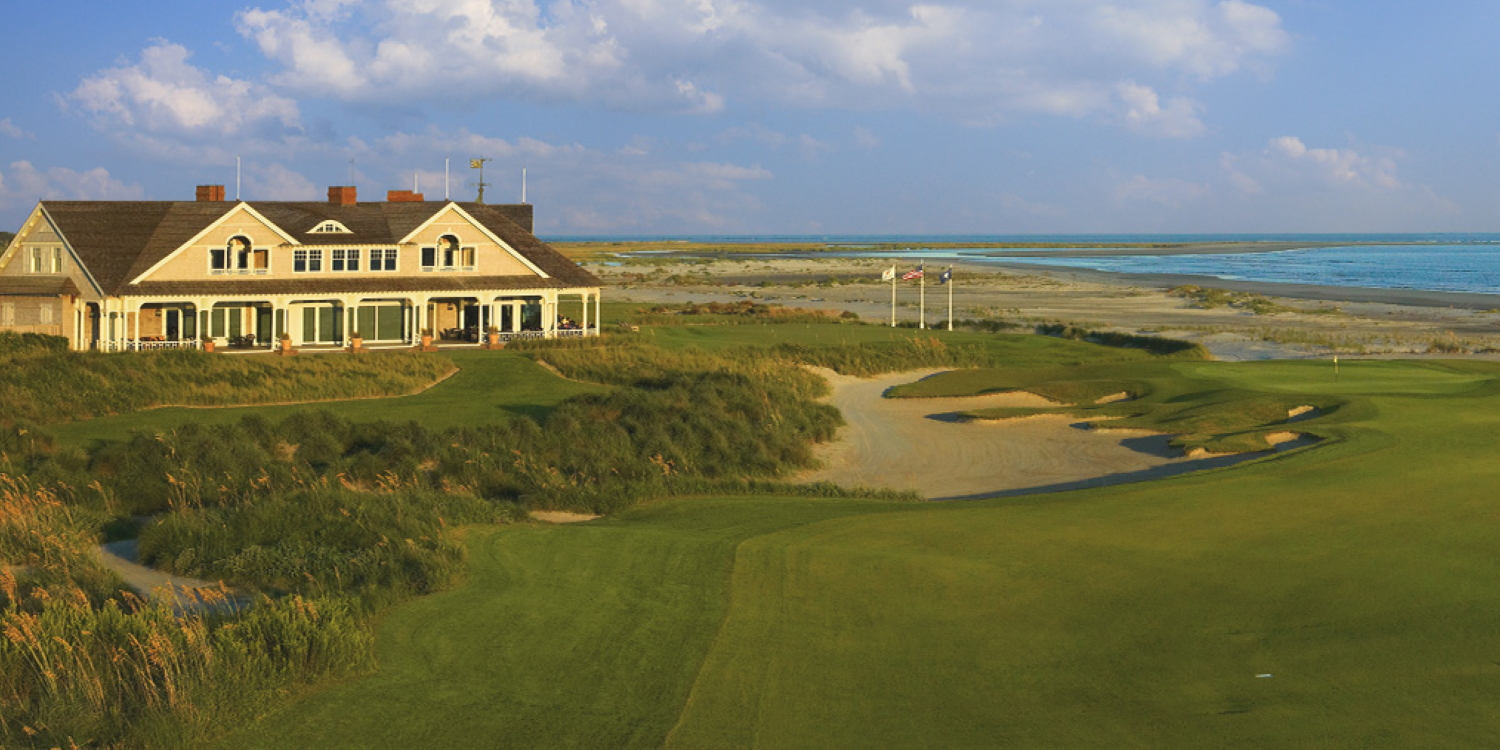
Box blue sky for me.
[2,1,1498,235]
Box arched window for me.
[421,234,475,271]
[212,236,267,274]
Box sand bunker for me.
[1286,405,1320,422]
[800,369,1300,500]
[531,511,600,524]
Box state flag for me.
[469,159,484,168]
[881,266,896,282]
[939,268,953,285]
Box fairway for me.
[1177,359,1496,396]
[218,358,1500,747]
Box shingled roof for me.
[37,199,598,297]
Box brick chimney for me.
[386,190,425,202]
[195,185,226,202]
[328,186,358,205]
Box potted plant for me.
[278,331,294,354]
[201,334,215,353]
[349,330,364,352]
[419,327,434,349]
[485,324,501,348]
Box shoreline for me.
[596,251,1500,360]
[986,263,1500,311]
[595,240,1500,311]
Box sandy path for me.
[99,540,251,615]
[800,369,1270,500]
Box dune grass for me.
[0,346,453,427]
[216,356,1500,748]
[44,351,605,448]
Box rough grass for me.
[43,352,605,448]
[0,348,454,426]
[219,357,1500,748]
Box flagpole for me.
[919,262,926,329]
[947,267,954,331]
[890,270,896,327]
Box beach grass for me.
[212,353,1500,748]
[44,351,606,448]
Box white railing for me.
[554,329,586,338]
[500,331,548,341]
[128,340,200,351]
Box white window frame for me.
[294,248,324,273]
[369,248,398,271]
[331,248,360,272]
[211,237,266,275]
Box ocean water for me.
[547,234,1500,296]
[985,244,1500,295]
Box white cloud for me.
[0,119,33,140]
[1116,81,1205,138]
[352,126,774,231]
[67,40,301,138]
[0,161,146,210]
[243,162,318,200]
[1091,0,1289,79]
[1213,136,1459,230]
[226,0,1288,132]
[1264,135,1401,189]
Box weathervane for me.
[469,158,492,203]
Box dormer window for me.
[211,236,268,275]
[421,234,476,271]
[311,220,352,234]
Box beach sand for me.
[592,253,1500,360]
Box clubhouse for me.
[0,185,602,351]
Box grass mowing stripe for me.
[214,498,908,749]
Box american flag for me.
[902,265,924,281]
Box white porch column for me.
[414,295,429,341]
[344,295,356,346]
[545,294,556,337]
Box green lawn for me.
[47,351,605,448]
[219,357,1500,748]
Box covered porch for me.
[99,286,603,352]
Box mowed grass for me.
[46,351,605,448]
[220,357,1500,748]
